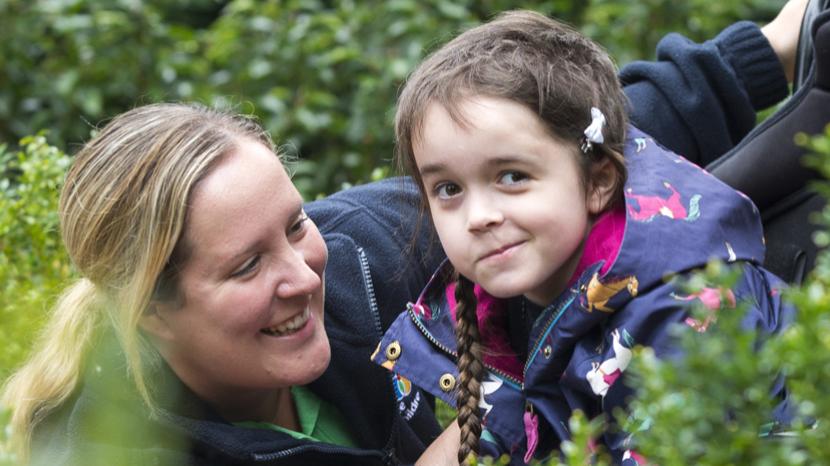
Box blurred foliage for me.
[0,406,12,465]
[0,0,781,199]
[0,135,73,383]
[617,262,804,465]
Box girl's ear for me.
[587,157,618,215]
[139,302,177,343]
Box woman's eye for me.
[289,212,309,235]
[231,255,261,278]
[499,171,529,185]
[434,182,462,200]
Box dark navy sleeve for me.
[620,21,789,166]
[305,177,445,330]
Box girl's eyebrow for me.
[418,154,537,177]
[487,154,536,166]
[419,153,541,177]
[418,162,448,177]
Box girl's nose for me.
[466,194,504,232]
[275,248,323,299]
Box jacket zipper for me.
[357,246,401,463]
[252,442,388,462]
[406,304,523,387]
[523,295,575,377]
[357,247,382,337]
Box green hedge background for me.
[1,0,782,199]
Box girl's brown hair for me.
[393,10,629,463]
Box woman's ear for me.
[139,302,177,343]
[587,157,619,215]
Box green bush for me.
[0,134,73,383]
[0,0,779,198]
[0,406,13,466]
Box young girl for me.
[372,10,793,465]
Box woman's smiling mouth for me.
[260,308,311,337]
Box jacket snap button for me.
[439,373,456,392]
[385,341,402,361]
[543,345,552,358]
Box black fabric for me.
[506,297,544,363]
[761,191,824,284]
[795,0,830,92]
[708,9,830,284]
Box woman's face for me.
[145,139,329,415]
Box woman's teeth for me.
[261,308,311,336]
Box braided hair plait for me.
[454,274,485,465]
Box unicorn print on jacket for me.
[671,286,737,332]
[582,273,639,313]
[586,328,634,397]
[626,181,701,222]
[479,374,504,419]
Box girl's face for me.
[143,139,329,420]
[414,96,612,305]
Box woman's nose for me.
[275,248,323,299]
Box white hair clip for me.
[581,107,606,153]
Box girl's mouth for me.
[479,240,526,263]
[260,308,311,337]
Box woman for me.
[1,103,446,465]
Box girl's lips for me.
[478,240,526,263]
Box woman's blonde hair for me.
[0,102,274,462]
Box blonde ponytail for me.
[1,279,101,463]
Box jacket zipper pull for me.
[523,401,539,464]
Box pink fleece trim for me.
[446,283,525,382]
[568,205,626,285]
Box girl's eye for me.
[289,212,309,235]
[231,255,261,278]
[499,171,529,185]
[434,182,462,200]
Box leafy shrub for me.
[0,406,13,465]
[0,0,779,198]
[0,134,73,383]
